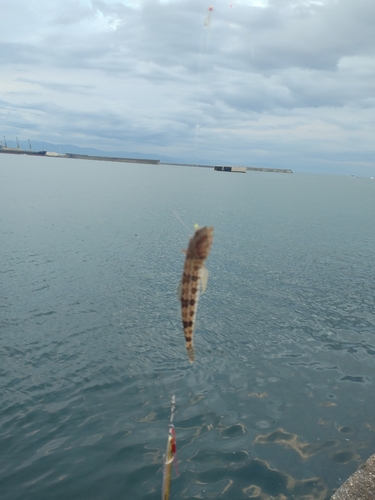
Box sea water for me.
[1,154,374,500]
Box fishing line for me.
[170,208,191,234]
[192,1,214,162]
[163,7,217,485]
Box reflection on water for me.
[1,156,375,500]
[180,457,328,500]
[254,428,340,459]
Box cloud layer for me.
[1,0,375,174]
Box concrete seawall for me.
[331,453,375,500]
[64,153,160,164]
[0,148,47,156]
[246,166,292,173]
[0,149,293,173]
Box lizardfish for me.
[179,226,213,362]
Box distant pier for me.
[64,153,160,165]
[0,148,47,156]
[0,148,160,165]
[214,166,247,173]
[0,147,292,173]
[246,166,293,174]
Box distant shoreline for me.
[0,147,293,174]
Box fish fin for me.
[187,346,195,363]
[200,266,209,293]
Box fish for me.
[179,226,214,362]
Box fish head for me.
[187,226,213,261]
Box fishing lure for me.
[179,225,214,362]
[162,395,177,500]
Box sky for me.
[1,0,375,175]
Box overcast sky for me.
[1,0,375,174]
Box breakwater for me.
[0,148,293,172]
[246,166,292,173]
[0,148,160,165]
[64,153,160,164]
[0,148,47,156]
[161,161,292,173]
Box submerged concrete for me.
[331,453,375,500]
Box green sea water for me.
[1,154,375,500]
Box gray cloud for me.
[1,0,375,175]
[16,78,95,94]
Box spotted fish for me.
[179,226,213,362]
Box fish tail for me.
[187,346,195,363]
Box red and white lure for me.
[162,395,178,500]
